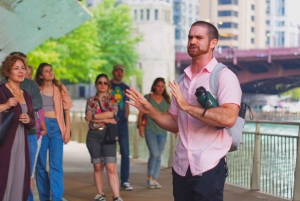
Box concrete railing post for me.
[293,125,300,201]
[251,122,261,191]
[168,133,176,168]
[133,125,140,158]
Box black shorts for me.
[172,157,227,201]
[86,129,117,164]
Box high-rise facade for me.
[199,0,267,50]
[173,0,199,52]
[266,0,300,47]
[117,0,175,94]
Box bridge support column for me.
[251,122,261,191]
[293,125,300,201]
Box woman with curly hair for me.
[0,55,36,201]
[85,73,123,201]
[34,63,73,201]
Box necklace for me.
[7,84,23,99]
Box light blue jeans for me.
[36,118,64,201]
[145,130,167,179]
[27,134,38,201]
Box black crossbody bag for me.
[98,99,119,144]
[0,85,15,145]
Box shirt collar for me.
[183,57,218,80]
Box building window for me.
[189,4,192,13]
[175,29,180,40]
[140,9,144,20]
[276,21,285,26]
[251,5,255,10]
[174,16,180,25]
[218,0,238,5]
[155,9,159,20]
[251,38,254,44]
[219,35,238,40]
[251,16,255,21]
[218,10,238,17]
[174,2,185,12]
[266,20,270,25]
[134,10,138,21]
[146,9,150,20]
[218,22,238,28]
[251,27,254,32]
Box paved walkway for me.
[59,141,290,201]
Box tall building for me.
[266,0,300,47]
[173,0,200,52]
[199,0,267,50]
[117,0,175,94]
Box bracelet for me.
[92,114,95,119]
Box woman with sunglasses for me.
[85,73,123,201]
[138,77,171,189]
[34,63,73,201]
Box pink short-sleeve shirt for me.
[169,58,242,176]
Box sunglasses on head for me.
[97,81,108,85]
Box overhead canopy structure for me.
[0,0,92,61]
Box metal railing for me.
[70,112,300,200]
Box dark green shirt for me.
[144,94,170,134]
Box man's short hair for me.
[191,21,219,41]
[10,52,27,58]
[113,64,125,71]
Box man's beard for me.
[187,44,210,57]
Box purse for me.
[97,99,118,144]
[104,123,119,144]
[0,85,14,145]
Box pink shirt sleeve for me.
[217,68,242,107]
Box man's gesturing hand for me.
[126,88,153,114]
[169,80,189,111]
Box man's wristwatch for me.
[92,114,95,120]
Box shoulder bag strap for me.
[209,63,227,100]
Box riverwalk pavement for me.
[56,141,290,201]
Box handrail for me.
[69,111,300,200]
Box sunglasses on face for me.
[97,81,108,86]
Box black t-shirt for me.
[110,82,129,121]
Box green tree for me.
[281,87,300,101]
[27,0,141,83]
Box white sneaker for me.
[154,181,162,189]
[121,182,133,191]
[113,197,123,201]
[147,179,155,189]
[94,194,106,201]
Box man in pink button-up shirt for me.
[127,21,241,201]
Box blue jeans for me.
[145,130,167,179]
[36,118,64,201]
[27,134,38,201]
[117,121,130,184]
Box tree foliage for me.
[27,0,141,83]
[281,87,300,101]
